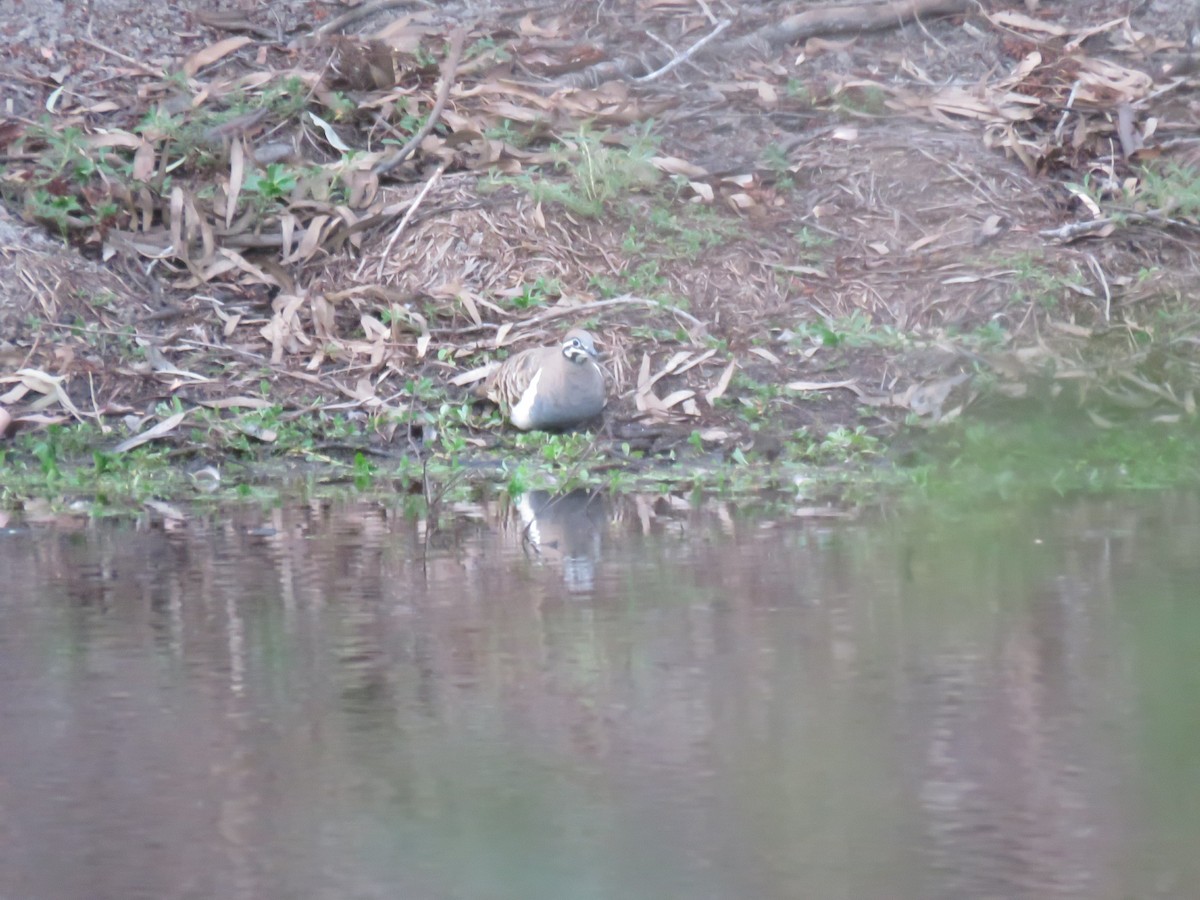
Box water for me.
[2,491,1199,900]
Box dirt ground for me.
[2,0,1199,463]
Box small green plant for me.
[260,76,309,119]
[516,126,661,217]
[998,251,1079,309]
[635,205,737,261]
[832,84,889,116]
[136,107,186,143]
[622,260,667,295]
[507,276,563,310]
[791,311,906,349]
[761,143,795,189]
[785,79,813,105]
[28,124,101,183]
[31,437,61,479]
[322,91,358,121]
[1136,162,1200,217]
[243,163,298,203]
[818,425,880,461]
[466,36,511,64]
[26,190,83,236]
[788,226,832,258]
[483,118,531,148]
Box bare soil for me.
[2,0,1199,466]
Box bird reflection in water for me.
[515,489,605,594]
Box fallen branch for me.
[1039,210,1199,243]
[751,0,972,53]
[315,0,435,37]
[562,0,971,87]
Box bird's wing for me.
[485,346,547,408]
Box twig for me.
[1084,252,1111,322]
[910,2,949,52]
[369,162,446,280]
[78,36,162,74]
[1039,218,1116,242]
[508,294,704,330]
[634,19,730,83]
[373,27,467,177]
[694,0,719,25]
[1053,80,1080,144]
[174,338,332,388]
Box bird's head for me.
[561,329,599,364]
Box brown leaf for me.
[0,369,84,420]
[113,411,188,453]
[131,139,156,182]
[659,389,696,410]
[283,215,332,264]
[183,36,253,77]
[650,156,709,178]
[748,348,781,365]
[226,138,245,228]
[85,131,142,150]
[705,360,737,404]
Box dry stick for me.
[1039,211,1198,242]
[175,338,332,389]
[634,19,731,83]
[78,36,162,74]
[561,0,971,87]
[1085,252,1112,322]
[369,162,446,280]
[374,27,467,177]
[431,295,704,337]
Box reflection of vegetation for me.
[8,394,1200,519]
[901,408,1200,511]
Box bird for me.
[481,328,606,431]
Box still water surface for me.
[2,492,1199,900]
